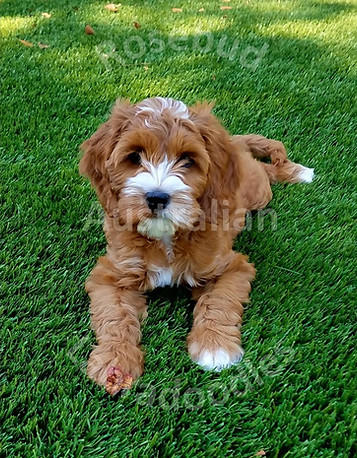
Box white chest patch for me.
[147,263,199,289]
[183,272,198,287]
[147,266,174,288]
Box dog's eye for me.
[127,151,142,165]
[179,154,195,168]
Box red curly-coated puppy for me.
[79,97,314,394]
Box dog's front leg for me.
[187,253,256,371]
[85,256,147,389]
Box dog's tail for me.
[235,134,314,184]
[262,160,314,184]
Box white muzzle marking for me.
[124,157,190,196]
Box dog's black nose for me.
[146,191,170,211]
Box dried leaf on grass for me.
[220,6,232,10]
[105,3,121,12]
[19,39,34,47]
[41,12,52,18]
[172,8,183,13]
[198,8,205,12]
[106,366,133,396]
[38,42,50,49]
[255,451,266,457]
[133,21,141,29]
[85,25,95,35]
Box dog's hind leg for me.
[234,134,314,185]
[234,134,287,165]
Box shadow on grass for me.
[1,0,355,21]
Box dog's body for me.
[79,97,313,392]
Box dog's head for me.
[80,97,240,239]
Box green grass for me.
[1,0,356,456]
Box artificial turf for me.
[1,0,356,456]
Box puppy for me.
[79,97,314,393]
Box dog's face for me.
[80,97,239,239]
[107,98,211,236]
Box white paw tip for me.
[297,165,315,183]
[191,347,244,372]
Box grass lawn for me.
[1,0,356,456]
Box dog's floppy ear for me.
[190,102,241,220]
[79,99,134,216]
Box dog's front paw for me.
[87,342,144,394]
[187,330,244,372]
